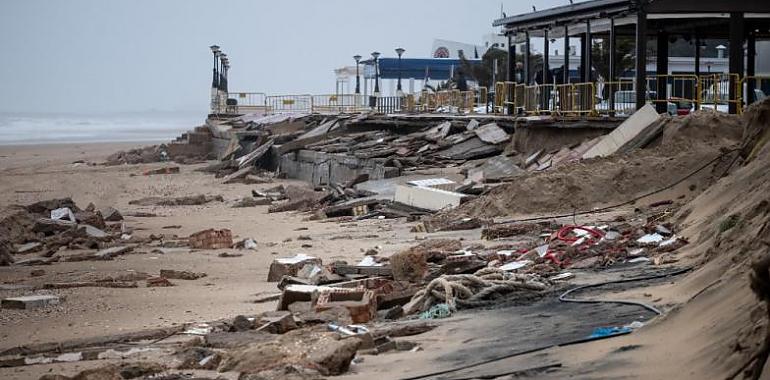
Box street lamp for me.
[219,53,227,91]
[221,59,229,93]
[395,48,405,95]
[371,51,381,96]
[210,45,220,89]
[353,55,362,94]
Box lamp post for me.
[395,48,405,95]
[372,51,381,96]
[353,55,362,94]
[210,45,220,89]
[219,53,227,92]
[222,59,229,93]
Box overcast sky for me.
[0,0,572,114]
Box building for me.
[493,0,770,113]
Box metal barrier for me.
[595,79,636,116]
[265,95,313,113]
[645,74,698,114]
[740,76,770,113]
[226,92,268,114]
[698,73,739,113]
[477,87,488,111]
[311,94,368,113]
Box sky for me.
[0,0,572,114]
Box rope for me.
[404,268,550,315]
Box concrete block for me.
[277,284,334,311]
[1,295,60,310]
[583,104,659,158]
[394,185,466,211]
[315,288,377,323]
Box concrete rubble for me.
[3,101,761,380]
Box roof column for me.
[728,12,745,114]
[524,30,531,84]
[634,7,648,111]
[656,31,669,114]
[564,25,570,84]
[609,17,616,115]
[747,32,756,105]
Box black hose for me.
[557,266,694,315]
[398,267,693,380]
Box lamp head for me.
[371,51,380,60]
[395,48,405,57]
[210,45,220,53]
[353,54,362,63]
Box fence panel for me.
[266,95,313,114]
[741,76,770,113]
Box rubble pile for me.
[0,198,138,266]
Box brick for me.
[188,229,233,249]
[1,295,60,310]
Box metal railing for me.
[218,73,760,117]
[311,94,368,113]
[225,92,269,114]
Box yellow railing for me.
[265,94,313,113]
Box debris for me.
[316,288,377,323]
[474,122,509,144]
[394,185,467,211]
[143,166,180,175]
[159,269,207,280]
[50,207,76,222]
[268,254,323,282]
[233,196,273,208]
[128,194,224,206]
[146,277,174,287]
[188,228,233,249]
[583,104,660,158]
[257,311,297,334]
[419,303,452,319]
[1,295,60,310]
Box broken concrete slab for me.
[93,246,133,260]
[80,224,108,238]
[474,122,509,144]
[100,207,123,222]
[257,311,297,334]
[394,185,467,211]
[467,155,525,182]
[237,138,275,169]
[315,288,377,323]
[1,295,60,310]
[436,137,502,160]
[406,178,457,191]
[267,254,323,282]
[583,104,660,158]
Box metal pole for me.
[543,30,550,110]
[747,33,756,105]
[634,8,648,111]
[656,32,669,114]
[728,12,744,114]
[507,34,515,81]
[564,25,570,84]
[584,20,592,83]
[524,30,531,84]
[374,58,380,95]
[609,18,616,115]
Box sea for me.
[0,112,204,145]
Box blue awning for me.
[365,58,482,81]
